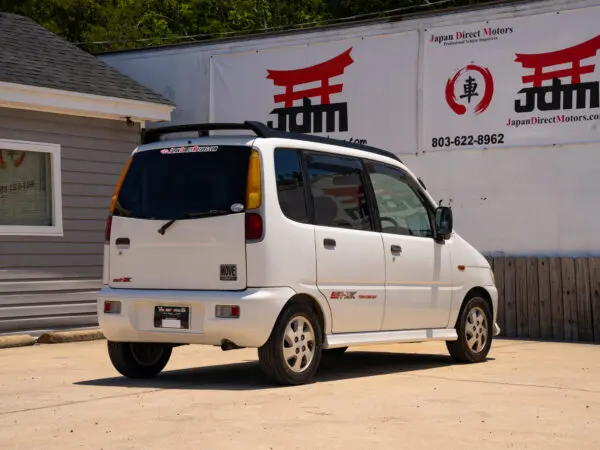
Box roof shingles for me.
[0,13,173,106]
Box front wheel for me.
[446,295,493,363]
[107,341,172,378]
[258,303,323,386]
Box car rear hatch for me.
[106,142,257,290]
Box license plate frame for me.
[154,305,190,329]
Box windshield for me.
[114,145,251,220]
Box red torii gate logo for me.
[266,48,354,133]
[514,35,600,113]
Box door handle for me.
[115,237,130,248]
[391,244,402,255]
[323,238,336,249]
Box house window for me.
[0,139,63,236]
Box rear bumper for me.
[97,287,293,348]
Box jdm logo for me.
[513,34,600,113]
[445,64,494,116]
[266,48,354,134]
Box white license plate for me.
[153,306,190,329]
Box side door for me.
[305,152,386,334]
[364,161,453,331]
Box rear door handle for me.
[324,238,336,249]
[115,237,130,248]
[391,245,402,255]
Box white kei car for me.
[98,121,500,386]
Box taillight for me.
[245,149,263,241]
[215,305,240,318]
[105,215,113,244]
[109,156,133,214]
[245,149,262,210]
[105,156,131,245]
[245,213,263,240]
[104,300,121,314]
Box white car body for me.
[98,129,500,354]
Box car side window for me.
[274,148,309,223]
[365,161,433,238]
[305,153,373,231]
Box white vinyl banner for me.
[211,32,419,154]
[423,7,600,151]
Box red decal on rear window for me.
[160,146,219,155]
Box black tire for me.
[446,294,493,363]
[258,302,323,386]
[107,341,172,378]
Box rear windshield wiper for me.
[157,210,229,235]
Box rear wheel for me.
[258,303,323,386]
[446,295,493,363]
[107,341,172,378]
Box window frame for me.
[0,139,63,236]
[361,158,437,239]
[302,149,378,233]
[270,147,437,238]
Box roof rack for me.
[140,122,271,144]
[141,120,401,162]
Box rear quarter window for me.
[274,149,309,223]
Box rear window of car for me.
[113,145,251,220]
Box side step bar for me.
[324,328,458,349]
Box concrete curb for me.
[0,335,36,349]
[37,329,105,344]
[0,329,105,349]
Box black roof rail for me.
[141,120,401,163]
[254,124,402,163]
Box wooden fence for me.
[485,256,600,343]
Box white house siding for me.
[0,107,139,334]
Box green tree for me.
[0,0,499,52]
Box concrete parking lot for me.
[1,338,599,449]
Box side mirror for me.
[435,206,453,240]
